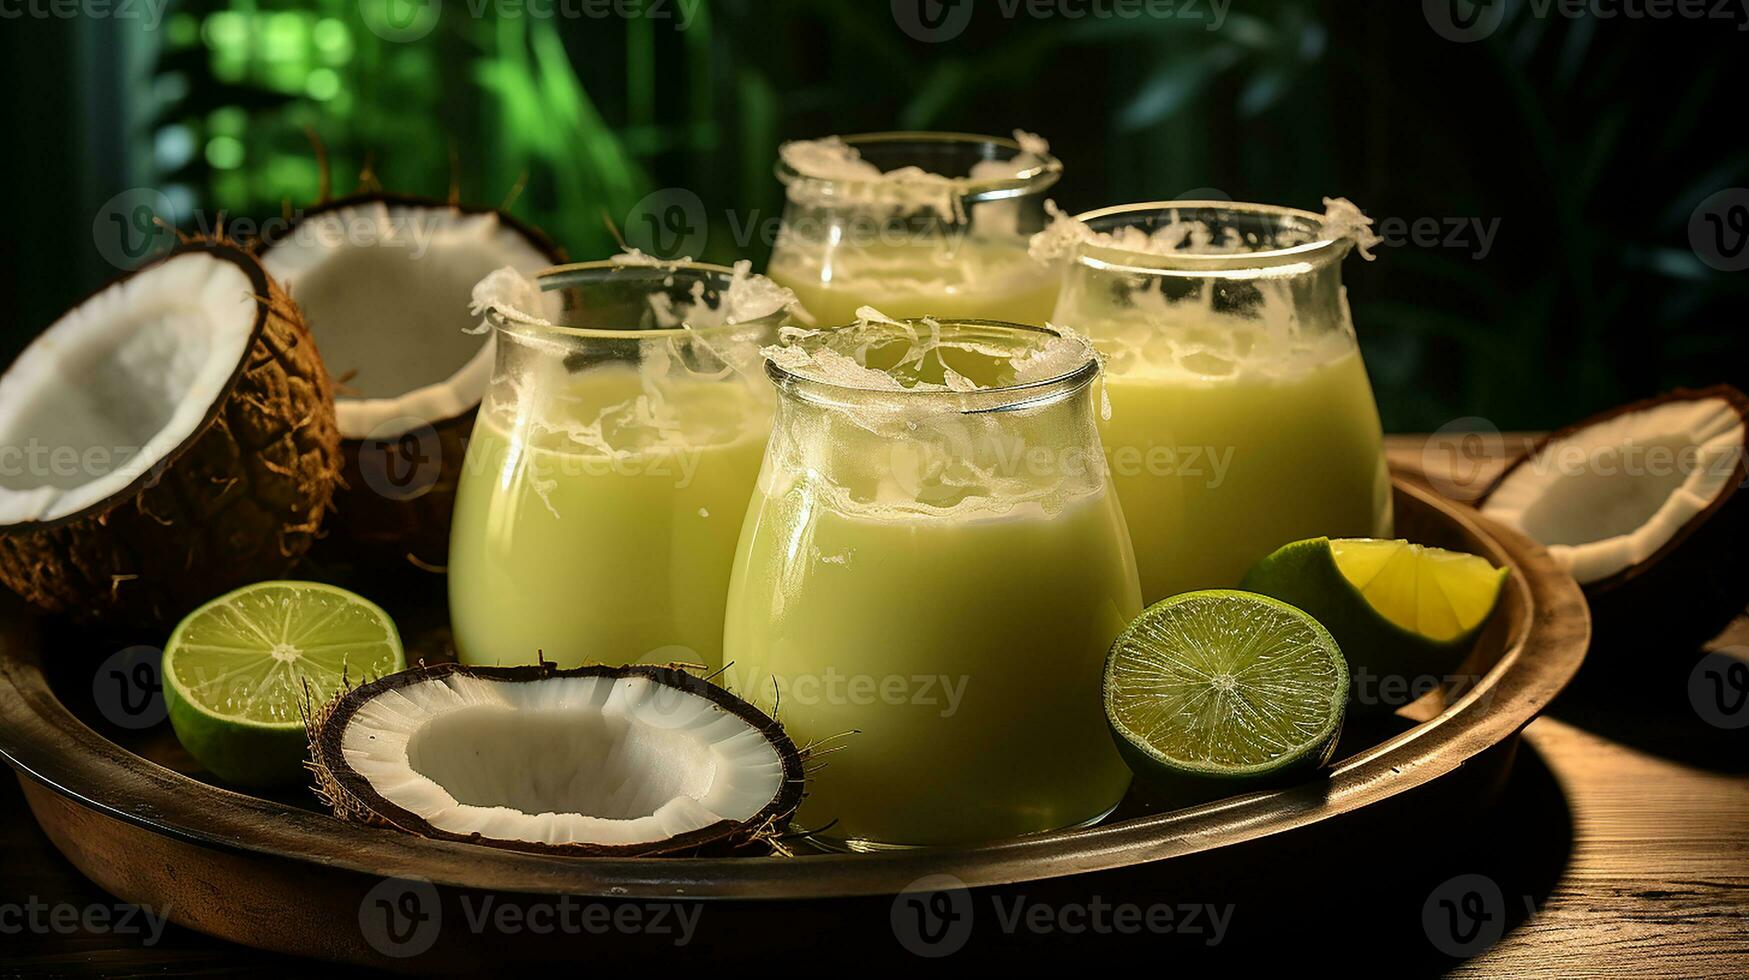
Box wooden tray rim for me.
[0,477,1590,900]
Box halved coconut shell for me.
[308,662,806,857]
[0,241,341,627]
[1478,385,1749,652]
[257,194,564,567]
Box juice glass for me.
[1051,201,1394,602]
[449,261,791,669]
[722,317,1140,849]
[766,132,1063,326]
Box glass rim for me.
[774,131,1064,204]
[764,317,1099,413]
[484,259,793,340]
[1070,200,1353,272]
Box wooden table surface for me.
[2,436,1745,976]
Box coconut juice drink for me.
[449,261,794,669]
[450,369,771,669]
[766,132,1063,327]
[768,237,1060,328]
[722,316,1139,848]
[1046,201,1393,602]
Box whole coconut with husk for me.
[0,241,341,628]
[256,193,564,569]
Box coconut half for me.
[0,242,340,626]
[309,663,805,856]
[1479,386,1749,651]
[258,194,564,566]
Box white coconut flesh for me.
[1481,397,1745,585]
[339,672,789,847]
[0,252,256,525]
[261,202,553,440]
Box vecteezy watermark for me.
[890,874,1234,957]
[1422,873,1506,957]
[93,188,179,271]
[0,0,169,29]
[356,418,445,502]
[0,898,172,946]
[1351,666,1497,711]
[358,0,442,42]
[892,0,1229,42]
[1690,188,1749,273]
[1689,646,1749,729]
[886,429,1236,502]
[1421,417,1507,501]
[92,646,168,729]
[760,669,970,718]
[359,0,702,43]
[624,186,709,261]
[360,877,443,959]
[1426,0,1749,42]
[0,439,156,485]
[1373,215,1502,260]
[91,190,457,269]
[358,877,701,959]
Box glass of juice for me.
[766,131,1064,326]
[450,260,797,669]
[1048,201,1394,602]
[723,315,1140,849]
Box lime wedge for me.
[162,581,405,787]
[1241,537,1508,700]
[1103,590,1348,796]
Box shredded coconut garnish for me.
[469,266,555,332]
[777,131,1058,222]
[1029,196,1382,263]
[1316,197,1383,261]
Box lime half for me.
[162,581,405,787]
[1103,590,1348,796]
[1240,537,1508,691]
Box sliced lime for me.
[1103,590,1348,796]
[162,581,405,787]
[1240,537,1508,694]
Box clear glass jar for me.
[1051,201,1394,602]
[766,132,1064,327]
[722,317,1140,849]
[449,261,791,670]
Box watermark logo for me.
[891,874,975,957]
[1422,873,1506,957]
[625,187,708,262]
[1174,186,1232,202]
[357,418,444,501]
[764,668,970,717]
[0,0,170,29]
[1689,646,1749,729]
[892,0,975,41]
[1422,416,1506,500]
[359,877,442,959]
[1690,188,1749,272]
[0,898,172,946]
[889,876,1234,957]
[93,188,178,271]
[359,0,442,42]
[1424,0,1508,41]
[1374,215,1502,260]
[92,645,167,729]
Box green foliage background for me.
[5,0,1746,431]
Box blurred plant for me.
[133,0,1747,430]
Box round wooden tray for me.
[0,476,1588,967]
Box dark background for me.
[4,0,1746,431]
